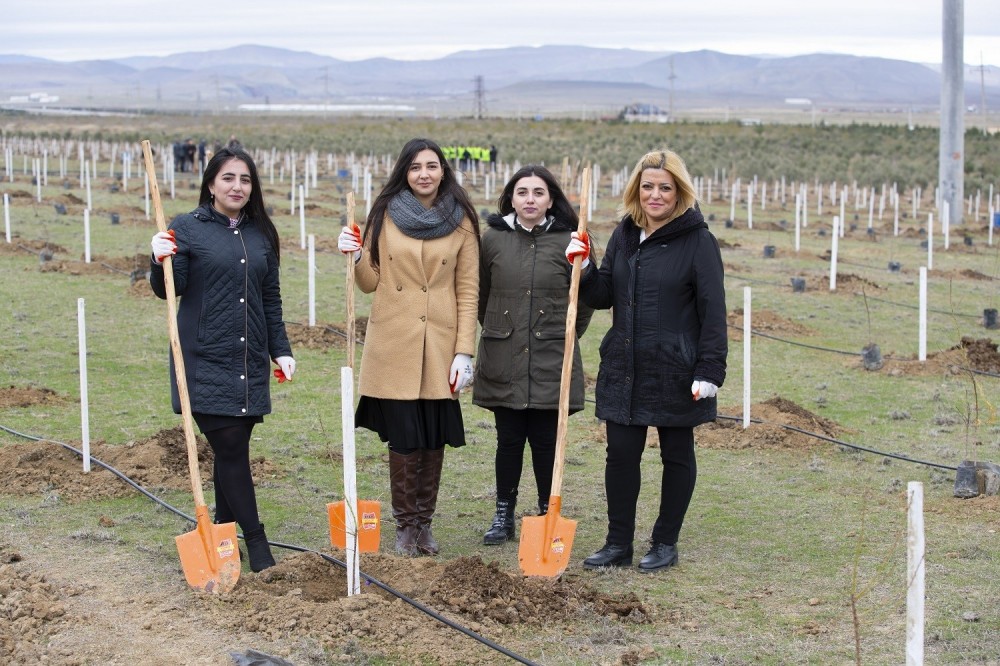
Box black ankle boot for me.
[538,499,549,516]
[483,497,516,545]
[244,524,276,572]
[582,543,633,569]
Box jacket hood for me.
[485,211,575,233]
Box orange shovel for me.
[329,191,381,553]
[519,166,591,577]
[142,141,240,594]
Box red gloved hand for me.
[565,230,590,268]
[338,223,362,255]
[151,229,176,264]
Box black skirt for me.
[192,412,263,435]
[355,397,466,451]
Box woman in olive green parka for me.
[472,165,594,544]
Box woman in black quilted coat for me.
[566,149,727,573]
[150,147,294,572]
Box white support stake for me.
[83,209,91,263]
[918,267,927,362]
[927,213,934,271]
[906,481,925,665]
[308,234,316,327]
[77,298,91,473]
[299,184,307,250]
[829,216,839,291]
[3,193,10,243]
[341,366,360,596]
[742,286,751,429]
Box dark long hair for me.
[496,165,579,232]
[364,137,479,268]
[199,147,281,264]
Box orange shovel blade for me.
[328,500,382,553]
[175,506,240,594]
[518,505,576,578]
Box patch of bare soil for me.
[801,268,884,293]
[0,546,75,665]
[0,427,280,501]
[38,253,149,276]
[285,319,367,349]
[877,337,1000,377]
[727,308,817,338]
[0,539,653,665]
[936,268,997,282]
[688,396,845,451]
[0,239,69,258]
[0,385,64,409]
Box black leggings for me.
[492,407,557,504]
[205,421,261,534]
[604,421,696,546]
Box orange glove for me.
[273,356,295,382]
[338,223,362,255]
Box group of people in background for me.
[150,135,727,575]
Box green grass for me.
[1,116,999,664]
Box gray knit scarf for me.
[388,189,463,240]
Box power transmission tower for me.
[473,75,486,119]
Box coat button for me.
[233,230,239,235]
[535,332,541,337]
[241,258,245,264]
[241,408,247,413]
[240,375,245,380]
[396,285,402,291]
[240,337,245,342]
[422,286,427,292]
[239,298,245,303]
[420,315,426,321]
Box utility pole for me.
[668,56,676,121]
[939,0,964,226]
[473,75,486,120]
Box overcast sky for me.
[7,1,1000,66]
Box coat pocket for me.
[477,325,513,384]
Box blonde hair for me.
[619,149,697,229]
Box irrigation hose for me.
[0,422,538,666]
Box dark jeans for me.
[492,407,558,504]
[604,421,696,546]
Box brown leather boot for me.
[388,450,419,556]
[414,447,444,555]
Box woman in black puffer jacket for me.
[473,165,594,544]
[567,149,727,573]
[150,147,294,572]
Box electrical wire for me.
[0,422,539,665]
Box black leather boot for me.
[483,495,517,545]
[415,448,444,555]
[638,542,678,573]
[389,451,420,556]
[243,524,276,572]
[582,543,633,569]
[538,498,549,516]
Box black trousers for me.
[204,421,262,535]
[604,421,696,546]
[492,407,558,505]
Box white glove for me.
[151,230,176,264]
[449,353,473,393]
[565,231,590,269]
[691,380,718,401]
[337,224,362,262]
[275,355,296,382]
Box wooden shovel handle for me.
[141,140,206,508]
[550,166,590,498]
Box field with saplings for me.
[1,113,998,665]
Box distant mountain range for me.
[1,44,998,116]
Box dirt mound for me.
[0,240,69,258]
[286,319,367,349]
[728,308,816,338]
[877,337,1000,377]
[801,269,883,293]
[210,551,649,664]
[694,396,845,451]
[0,385,64,409]
[0,427,280,501]
[0,546,76,664]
